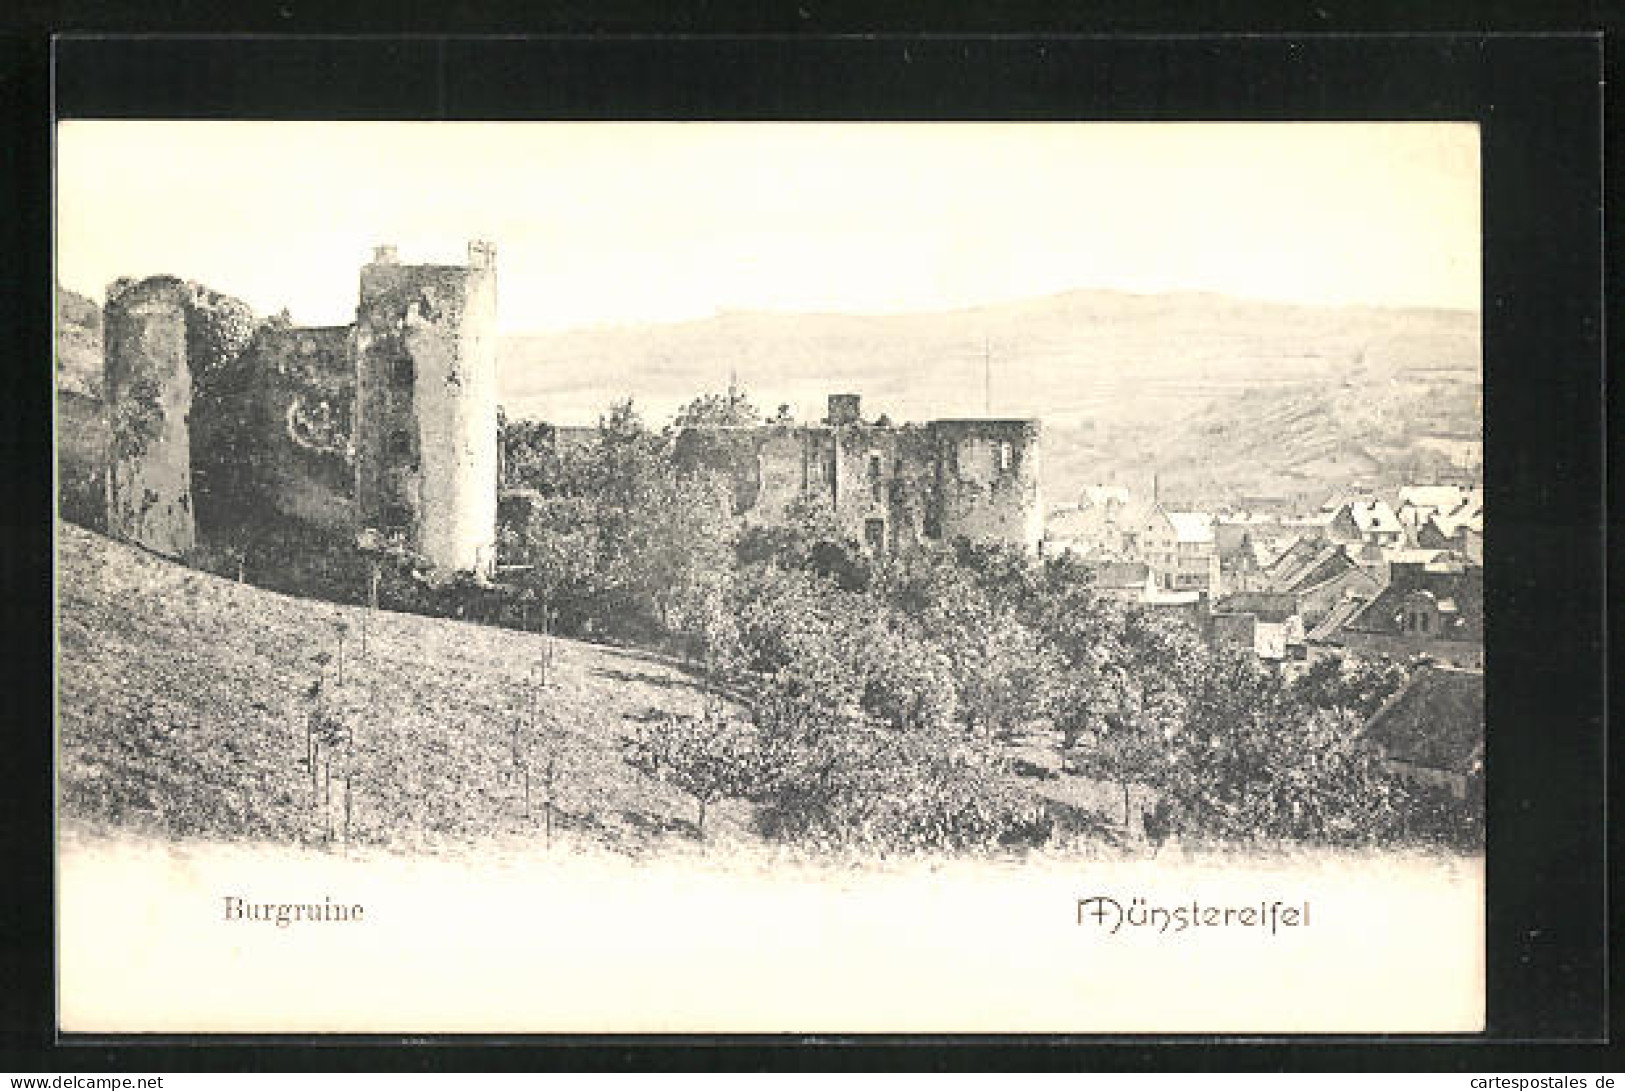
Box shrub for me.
[624,708,763,837]
[858,621,960,732]
[1152,652,1410,846]
[753,723,1051,852]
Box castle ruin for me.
[354,242,500,575]
[102,242,501,578]
[671,394,1043,554]
[100,243,1042,580]
[102,278,197,558]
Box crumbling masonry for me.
[353,242,500,575]
[101,243,1042,576]
[669,394,1043,554]
[102,242,500,577]
[102,278,198,558]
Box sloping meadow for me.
[55,521,752,854]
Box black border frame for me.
[3,22,1611,1071]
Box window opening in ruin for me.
[391,357,414,388]
[998,441,1014,472]
[864,518,886,554]
[382,503,411,533]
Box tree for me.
[950,610,1061,739]
[500,398,736,643]
[859,619,960,732]
[673,386,761,428]
[1292,654,1410,719]
[736,493,870,590]
[623,708,761,838]
[1152,649,1406,845]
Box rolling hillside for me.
[56,521,755,854]
[497,289,1481,506]
[57,522,1138,856]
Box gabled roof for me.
[1341,563,1483,638]
[1164,510,1215,544]
[1345,498,1402,534]
[1428,504,1484,539]
[1383,548,1451,566]
[1361,665,1484,775]
[1249,534,1300,569]
[1214,590,1299,623]
[1397,485,1467,514]
[1265,538,1350,593]
[1307,593,1374,642]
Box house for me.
[1214,511,1306,592]
[1318,555,1483,667]
[1086,560,1152,603]
[1083,560,1203,617]
[1360,664,1485,799]
[1328,496,1404,548]
[1045,485,1139,558]
[1043,505,1090,557]
[1137,569,1203,609]
[1253,538,1388,628]
[1136,505,1219,594]
[1206,590,1306,661]
[1416,492,1484,553]
[1396,485,1469,529]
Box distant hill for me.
[55,284,1482,513]
[496,289,1482,508]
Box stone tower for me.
[353,241,500,577]
[931,419,1044,552]
[102,277,197,558]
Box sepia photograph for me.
[54,120,1485,1034]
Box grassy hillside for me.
[57,522,1136,857]
[56,521,757,854]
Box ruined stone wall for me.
[671,424,830,529]
[691,415,1042,554]
[886,425,942,551]
[103,278,196,557]
[354,247,499,576]
[930,419,1043,551]
[692,423,934,554]
[752,426,816,522]
[232,323,356,534]
[824,423,942,553]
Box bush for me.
[1150,651,1410,846]
[858,621,960,732]
[753,723,1051,852]
[624,708,763,837]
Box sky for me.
[56,121,1480,333]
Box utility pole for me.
[983,336,992,415]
